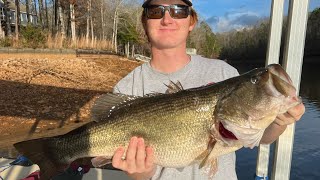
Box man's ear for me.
[189,22,196,32]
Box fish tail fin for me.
[14,138,67,180]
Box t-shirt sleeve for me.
[113,84,121,93]
[112,71,135,95]
[224,63,240,79]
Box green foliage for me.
[20,25,47,49]
[0,37,13,47]
[115,6,147,55]
[305,8,320,56]
[188,21,221,58]
[217,7,320,61]
[217,21,269,61]
[118,23,139,45]
[202,29,220,58]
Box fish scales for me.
[50,88,216,168]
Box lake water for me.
[234,62,320,180]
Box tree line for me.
[0,0,226,57]
[217,7,320,61]
[0,0,143,51]
[0,1,319,61]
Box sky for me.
[192,0,320,33]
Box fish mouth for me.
[219,122,238,140]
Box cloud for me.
[230,13,261,26]
[207,10,262,33]
[206,16,219,25]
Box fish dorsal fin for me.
[91,93,140,122]
[143,81,184,97]
[165,81,184,94]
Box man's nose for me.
[161,11,174,24]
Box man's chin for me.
[151,41,184,50]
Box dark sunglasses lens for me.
[147,7,164,19]
[146,5,189,19]
[170,6,189,19]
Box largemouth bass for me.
[14,64,300,180]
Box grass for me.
[1,33,113,50]
[46,34,113,50]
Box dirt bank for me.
[0,53,141,157]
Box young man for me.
[112,0,305,179]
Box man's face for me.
[145,0,195,50]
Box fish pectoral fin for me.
[199,140,243,177]
[197,150,218,177]
[198,149,210,168]
[91,156,112,167]
[199,137,216,168]
[201,158,218,178]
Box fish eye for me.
[251,76,259,84]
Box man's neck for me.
[150,47,191,73]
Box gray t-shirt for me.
[113,55,239,180]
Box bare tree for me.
[51,0,56,33]
[70,0,76,44]
[86,0,90,45]
[0,25,4,39]
[44,0,49,28]
[26,0,30,23]
[15,0,21,40]
[110,0,125,53]
[38,0,43,28]
[3,0,12,36]
[32,0,37,23]
[90,0,94,47]
[53,0,58,33]
[100,0,105,40]
[58,0,66,39]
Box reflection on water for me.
[291,97,320,180]
[233,61,320,180]
[300,64,320,108]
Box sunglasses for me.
[145,4,191,19]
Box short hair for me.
[141,8,198,38]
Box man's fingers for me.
[287,103,305,120]
[136,138,146,171]
[275,103,305,126]
[275,113,295,126]
[145,146,154,169]
[278,112,295,121]
[126,136,138,173]
[112,147,126,170]
[111,137,155,175]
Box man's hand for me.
[261,103,305,144]
[274,103,305,126]
[112,137,156,180]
